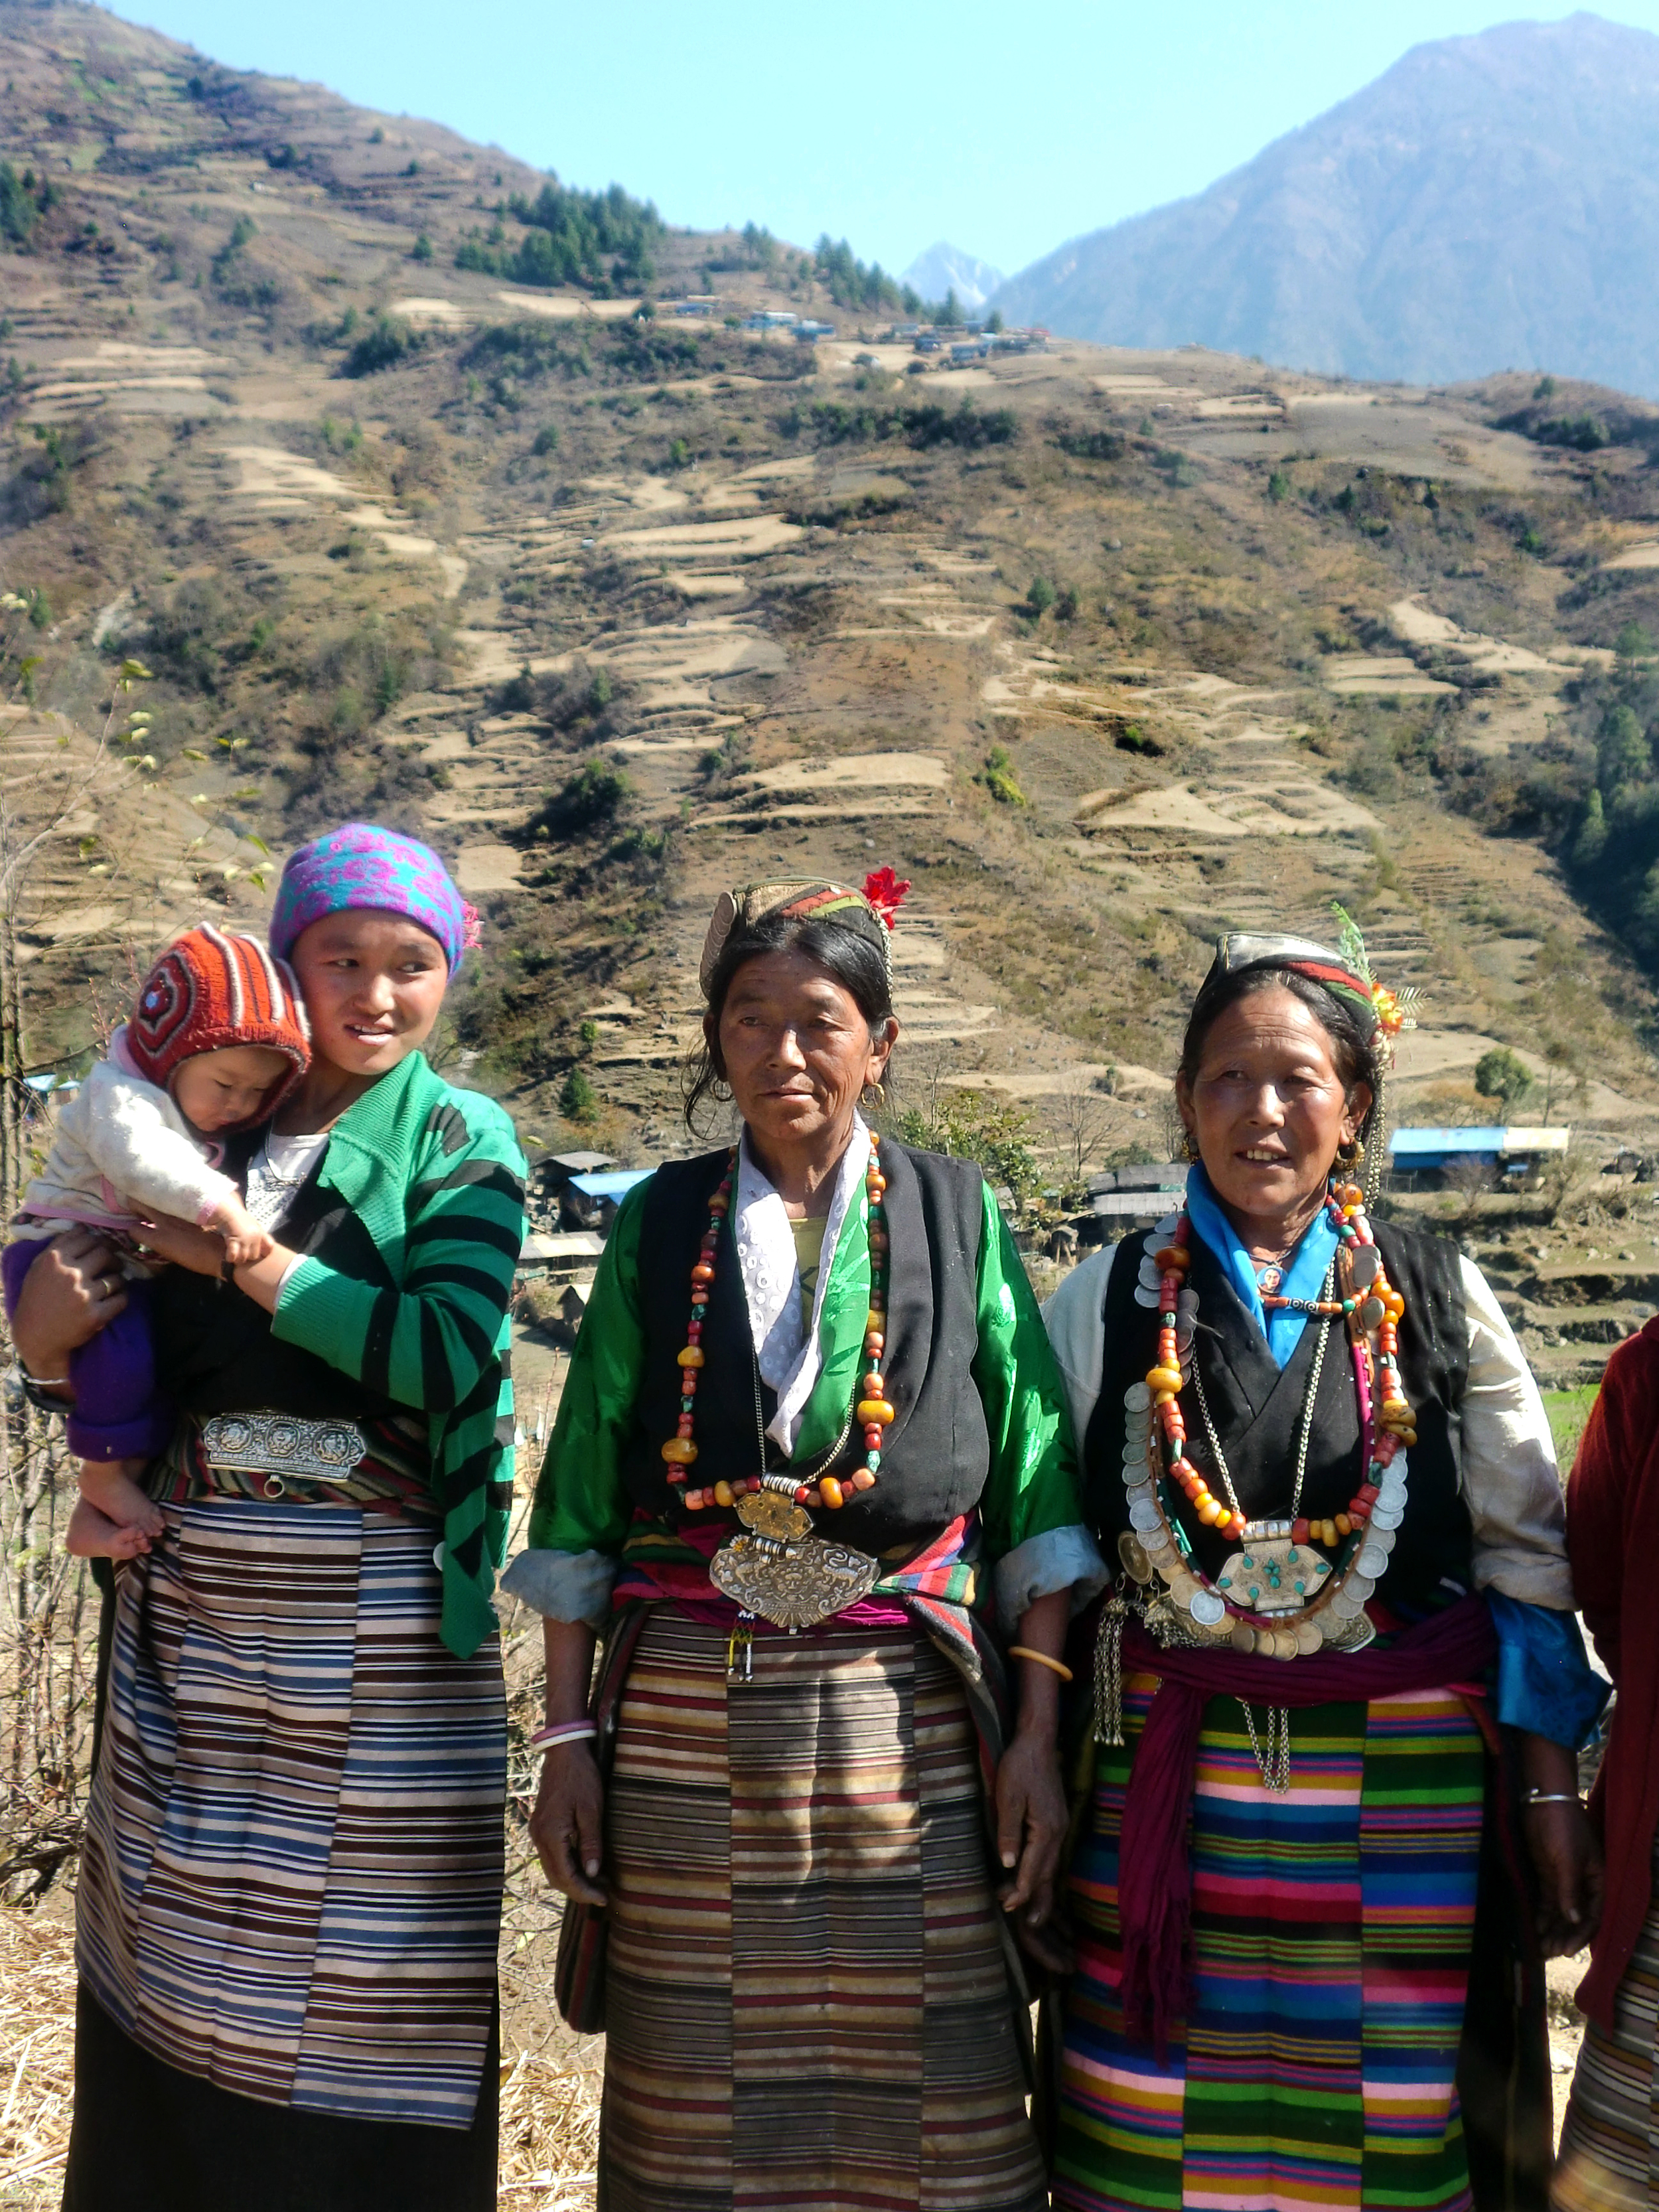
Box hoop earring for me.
[711,1076,733,1104]
[1337,1133,1365,1169]
[862,1080,887,1108]
[1181,1126,1200,1162]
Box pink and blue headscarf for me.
[268,823,481,975]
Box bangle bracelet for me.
[1524,1790,1582,1807]
[1008,1645,1074,1683]
[529,1720,597,1753]
[21,1370,70,1388]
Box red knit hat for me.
[125,926,311,1120]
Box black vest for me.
[151,1155,404,1423]
[1082,1216,1473,1608]
[618,1140,991,1557]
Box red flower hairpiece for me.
[863,866,911,932]
[461,901,484,952]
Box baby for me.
[4,926,311,1559]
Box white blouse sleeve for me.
[1041,1242,1118,1453]
[1457,1256,1574,1609]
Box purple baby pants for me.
[2,1240,174,1461]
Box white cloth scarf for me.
[734,1113,869,1456]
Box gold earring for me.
[863,1079,886,1108]
[1337,1133,1365,1168]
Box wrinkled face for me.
[713,949,895,1155]
[1176,985,1371,1230]
[172,1044,293,1133]
[289,909,448,1079]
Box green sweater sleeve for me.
[524,1177,649,1557]
[972,1182,1086,1562]
[272,1090,526,1416]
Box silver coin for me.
[1189,1588,1226,1627]
[1356,1541,1390,1578]
[1134,1286,1159,1308]
[1129,1497,1163,1533]
[1138,1256,1162,1285]
[1124,1382,1151,1412]
[1328,1585,1358,1618]
[1369,1506,1404,1530]
[1346,1573,1375,1602]
[1155,1215,1180,1239]
[1349,1246,1380,1288]
[1177,1286,1198,1317]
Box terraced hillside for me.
[6,3,1659,1294]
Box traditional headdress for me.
[268,822,482,976]
[1196,905,1419,1200]
[698,868,911,995]
[126,924,311,1118]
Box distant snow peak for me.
[901,242,1005,312]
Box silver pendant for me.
[1214,1537,1332,1617]
[709,1489,880,1629]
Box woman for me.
[13,825,526,2212]
[506,874,1103,2212]
[1042,924,1605,2212]
[1554,1321,1659,2212]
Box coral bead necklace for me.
[1133,1179,1416,1659]
[663,1132,893,1512]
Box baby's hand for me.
[206,1197,273,1268]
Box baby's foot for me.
[76,1461,165,1542]
[66,1496,155,1561]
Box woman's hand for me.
[995,1726,1068,1943]
[131,1211,229,1277]
[1524,1799,1604,1956]
[1520,1731,1605,1956]
[12,1229,125,1392]
[529,1743,607,1907]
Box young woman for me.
[14,825,525,2212]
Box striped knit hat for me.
[125,926,311,1117]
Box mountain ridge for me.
[993,12,1659,395]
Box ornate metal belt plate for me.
[200,1411,368,1497]
[709,1487,879,1631]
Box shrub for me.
[532,757,631,838]
[560,1068,599,1124]
[1473,1047,1535,1109]
[1053,427,1124,462]
[1025,576,1056,617]
[978,745,1027,805]
[342,316,419,377]
[532,422,560,455]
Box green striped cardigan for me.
[271,1049,526,1658]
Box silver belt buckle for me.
[200,1412,368,1497]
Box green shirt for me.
[525,1170,1083,1571]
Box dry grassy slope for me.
[5,0,1659,1175]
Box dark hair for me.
[683,913,895,1133]
[1179,966,1378,1119]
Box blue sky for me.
[109,3,1659,281]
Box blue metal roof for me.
[569,1169,654,1200]
[1388,1127,1506,1157]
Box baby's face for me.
[173,1045,291,1132]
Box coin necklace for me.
[1124,1176,1416,1659]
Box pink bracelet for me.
[529,1720,597,1754]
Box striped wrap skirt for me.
[1052,1673,1488,2212]
[1555,1832,1659,2212]
[74,1495,507,2131]
[596,1609,1048,2212]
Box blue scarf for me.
[1182,1163,1339,1370]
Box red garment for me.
[124,925,309,1112]
[1567,1316,1659,2032]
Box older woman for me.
[1041,925,1605,2212]
[506,875,1102,2212]
[13,826,525,2212]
